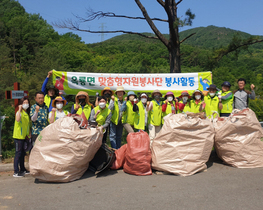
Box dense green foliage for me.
[1,0,263,158]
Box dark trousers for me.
[102,126,109,144]
[29,134,38,154]
[14,139,26,173]
[220,113,231,117]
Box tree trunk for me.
[169,45,181,73]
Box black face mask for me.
[79,98,86,105]
[104,93,111,98]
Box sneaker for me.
[22,170,30,175]
[13,172,25,178]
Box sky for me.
[17,0,263,44]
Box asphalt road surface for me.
[1,159,263,210]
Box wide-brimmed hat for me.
[101,87,114,96]
[179,90,191,99]
[164,91,174,99]
[207,84,217,90]
[76,91,89,105]
[151,89,162,98]
[52,96,67,107]
[115,86,126,95]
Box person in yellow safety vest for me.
[133,93,149,131]
[122,91,137,133]
[200,84,223,118]
[147,89,163,145]
[89,96,112,143]
[179,90,205,113]
[13,97,31,177]
[41,70,67,112]
[71,91,93,120]
[49,96,69,123]
[177,91,192,113]
[94,87,114,143]
[108,86,126,149]
[95,87,114,107]
[162,92,179,123]
[219,81,233,117]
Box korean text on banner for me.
[52,70,212,96]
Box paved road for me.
[1,159,263,210]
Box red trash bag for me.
[110,144,127,170]
[123,130,152,176]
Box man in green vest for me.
[71,91,93,120]
[49,96,69,123]
[108,86,126,149]
[89,96,112,143]
[122,91,137,133]
[133,93,149,131]
[147,89,163,145]
[201,84,223,118]
[219,81,234,117]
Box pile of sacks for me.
[29,116,103,182]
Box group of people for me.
[12,70,256,177]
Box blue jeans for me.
[109,121,123,149]
[14,139,26,173]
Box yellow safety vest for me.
[204,95,220,118]
[93,106,111,126]
[122,101,135,125]
[134,101,147,130]
[74,104,92,120]
[13,110,30,139]
[148,100,163,126]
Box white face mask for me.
[56,103,63,109]
[141,98,147,104]
[99,102,106,109]
[182,96,188,102]
[209,92,216,97]
[22,104,29,110]
[167,97,173,102]
[195,95,201,100]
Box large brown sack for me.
[29,117,103,182]
[123,131,152,176]
[110,144,127,170]
[151,113,214,176]
[213,108,263,168]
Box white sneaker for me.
[13,173,25,177]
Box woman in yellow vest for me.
[219,81,233,117]
[13,97,31,177]
[177,91,192,113]
[147,89,163,144]
[49,96,69,123]
[201,84,223,118]
[179,90,204,113]
[122,91,137,133]
[89,96,112,143]
[162,92,179,119]
[71,91,93,120]
[133,93,149,131]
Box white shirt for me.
[48,110,66,121]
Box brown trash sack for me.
[29,117,103,182]
[213,108,263,168]
[123,131,152,176]
[151,113,214,176]
[110,144,127,170]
